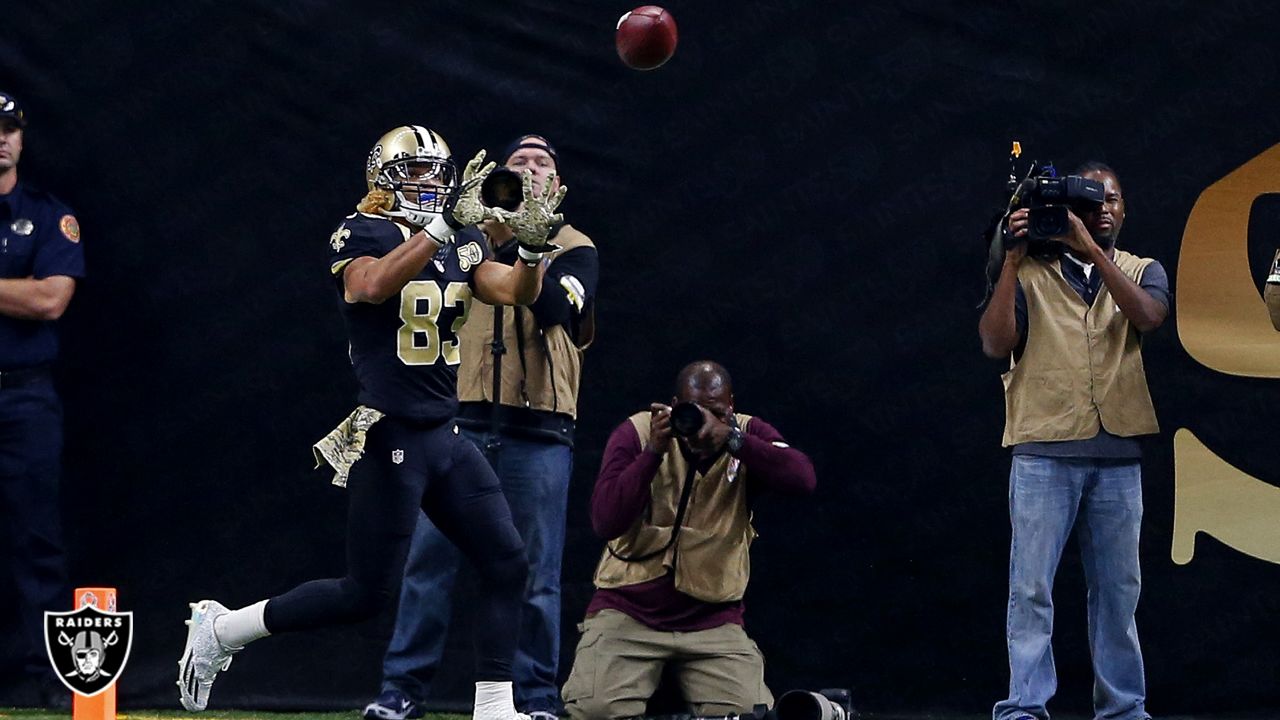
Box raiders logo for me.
[457,241,483,272]
[44,605,133,696]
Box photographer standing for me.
[562,361,816,720]
[979,163,1168,720]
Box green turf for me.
[0,712,468,720]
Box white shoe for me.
[177,600,240,711]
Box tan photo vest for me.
[592,412,758,603]
[456,224,595,419]
[1002,250,1160,446]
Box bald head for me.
[676,361,733,397]
[675,360,734,419]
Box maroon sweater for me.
[586,416,817,631]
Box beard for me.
[1090,227,1118,250]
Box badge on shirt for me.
[10,218,33,236]
[59,215,81,243]
[457,242,483,272]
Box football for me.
[616,6,678,71]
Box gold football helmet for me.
[365,126,457,227]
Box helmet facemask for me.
[380,157,458,228]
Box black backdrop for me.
[2,0,1280,715]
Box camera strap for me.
[485,304,506,461]
[606,463,698,563]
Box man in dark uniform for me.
[365,134,598,720]
[0,90,83,707]
[177,125,566,720]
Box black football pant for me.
[264,415,528,681]
[0,378,71,684]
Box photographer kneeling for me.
[563,361,816,720]
[980,162,1168,720]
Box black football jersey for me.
[328,213,491,422]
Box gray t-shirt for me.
[1011,253,1169,459]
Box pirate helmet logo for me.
[44,605,133,696]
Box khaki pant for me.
[562,609,773,720]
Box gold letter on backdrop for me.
[1175,143,1280,565]
[1172,430,1280,565]
[1178,142,1280,377]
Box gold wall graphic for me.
[1172,430,1280,565]
[1178,142,1280,378]
[1175,144,1280,565]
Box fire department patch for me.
[59,215,81,243]
[44,605,133,696]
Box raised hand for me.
[491,169,568,249]
[448,149,497,228]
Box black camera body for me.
[982,147,1105,303]
[1016,169,1105,242]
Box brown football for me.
[616,6,678,71]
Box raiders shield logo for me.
[44,605,133,696]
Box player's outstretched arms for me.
[473,259,544,307]
[342,232,442,304]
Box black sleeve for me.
[529,246,599,330]
[1139,260,1170,310]
[327,218,386,281]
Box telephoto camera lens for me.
[481,167,523,211]
[669,402,706,438]
[775,690,850,720]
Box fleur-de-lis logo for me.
[330,224,351,252]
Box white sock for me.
[473,681,518,720]
[212,600,271,649]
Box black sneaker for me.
[363,689,424,720]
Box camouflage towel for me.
[312,406,386,487]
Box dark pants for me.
[264,416,529,680]
[381,429,572,712]
[0,378,70,680]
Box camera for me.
[1013,165,1104,242]
[981,143,1105,303]
[669,402,706,438]
[481,166,524,211]
[774,688,855,720]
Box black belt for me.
[0,365,53,390]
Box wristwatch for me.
[725,426,745,455]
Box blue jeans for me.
[994,456,1149,720]
[382,428,571,713]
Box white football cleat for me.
[177,600,240,711]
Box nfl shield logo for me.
[44,606,133,696]
[392,449,405,465]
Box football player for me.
[176,126,565,720]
